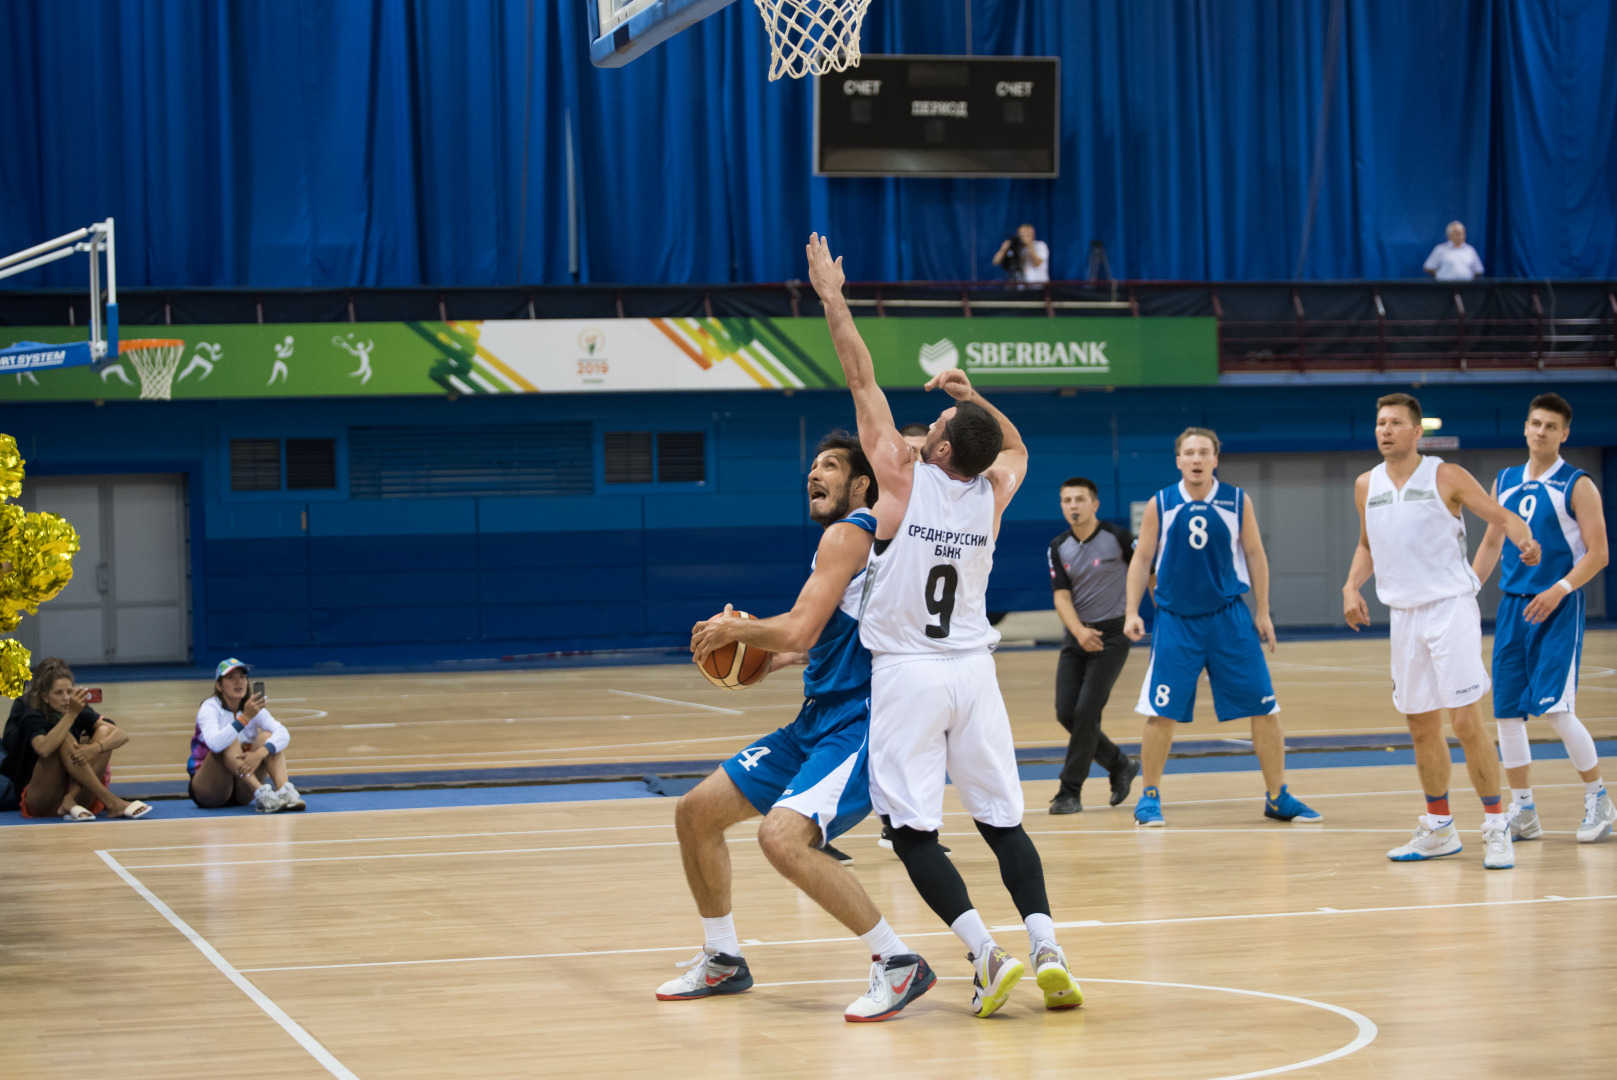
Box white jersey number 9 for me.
[1517,494,1536,523]
[924,564,958,639]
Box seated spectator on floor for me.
[1423,221,1484,281]
[0,656,151,820]
[187,658,305,813]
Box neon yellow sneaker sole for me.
[973,957,1025,1018]
[1037,963,1083,1010]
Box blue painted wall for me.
[5,379,1614,666]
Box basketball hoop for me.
[754,0,870,81]
[119,339,185,401]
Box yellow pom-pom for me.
[0,512,80,616]
[0,503,21,556]
[0,435,22,501]
[0,638,29,698]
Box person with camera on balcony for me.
[993,224,1049,285]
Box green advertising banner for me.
[0,316,1216,402]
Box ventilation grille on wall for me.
[349,424,593,498]
[605,430,706,484]
[286,438,338,490]
[604,432,654,484]
[657,431,706,482]
[230,438,282,491]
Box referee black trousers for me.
[1054,618,1131,799]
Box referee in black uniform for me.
[1047,477,1140,813]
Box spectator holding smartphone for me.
[0,656,152,820]
[187,658,305,813]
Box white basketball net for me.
[754,0,871,81]
[123,341,184,401]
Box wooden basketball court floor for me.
[4,633,1615,1079]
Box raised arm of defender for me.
[806,233,914,529]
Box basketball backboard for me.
[589,0,740,68]
[0,218,118,375]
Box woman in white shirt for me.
[186,658,305,812]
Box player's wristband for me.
[1554,579,1573,594]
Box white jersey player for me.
[1344,392,1540,870]
[808,232,1081,1021]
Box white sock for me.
[1484,812,1507,830]
[859,917,908,961]
[950,909,995,958]
[1024,912,1056,956]
[1586,779,1606,797]
[1422,813,1453,829]
[1512,788,1534,808]
[701,914,739,957]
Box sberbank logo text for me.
[917,337,1110,376]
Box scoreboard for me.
[814,55,1060,178]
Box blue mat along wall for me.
[5,381,1616,666]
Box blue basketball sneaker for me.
[1264,785,1322,822]
[1134,786,1164,827]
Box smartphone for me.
[251,680,266,699]
[84,687,103,704]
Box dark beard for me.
[809,488,853,527]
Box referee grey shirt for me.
[1048,521,1136,638]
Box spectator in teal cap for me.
[185,659,305,812]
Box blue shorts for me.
[719,693,872,845]
[1134,600,1279,723]
[1492,590,1584,718]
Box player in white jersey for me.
[1471,393,1613,843]
[807,233,1081,1020]
[1344,393,1541,869]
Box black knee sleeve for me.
[890,825,975,927]
[973,821,1051,921]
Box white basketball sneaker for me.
[252,783,286,813]
[276,782,306,812]
[1481,823,1515,870]
[1506,802,1542,840]
[844,953,936,1022]
[1576,790,1616,844]
[1386,817,1462,861]
[654,949,752,1000]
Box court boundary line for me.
[234,892,1616,973]
[95,849,360,1080]
[748,976,1377,1080]
[606,688,744,714]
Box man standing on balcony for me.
[1423,221,1484,281]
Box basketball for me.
[696,610,773,690]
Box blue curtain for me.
[3,0,1613,288]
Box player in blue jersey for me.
[1472,393,1613,843]
[656,431,936,1023]
[1122,428,1320,826]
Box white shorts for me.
[1388,594,1490,715]
[868,651,1024,832]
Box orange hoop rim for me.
[119,338,186,353]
